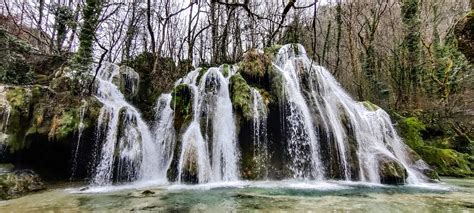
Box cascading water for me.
[251,88,269,178]
[0,86,11,153]
[78,44,428,186]
[175,67,239,183]
[91,63,160,185]
[152,94,176,179]
[274,48,325,180]
[70,100,87,180]
[273,44,428,184]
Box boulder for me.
[0,170,45,200]
[377,154,407,185]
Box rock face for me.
[0,170,45,200]
[0,85,102,180]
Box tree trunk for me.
[147,0,156,54]
[37,0,44,48]
[210,0,219,65]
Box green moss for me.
[238,49,271,79]
[398,115,473,177]
[57,110,78,140]
[264,44,283,59]
[229,74,253,121]
[171,84,193,131]
[222,64,230,77]
[49,109,79,141]
[196,67,208,84]
[399,117,426,149]
[268,66,286,102]
[419,146,472,177]
[361,101,380,111]
[6,88,29,112]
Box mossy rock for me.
[123,53,192,121]
[229,74,253,121]
[377,155,407,185]
[196,67,208,84]
[418,146,472,177]
[238,49,272,84]
[2,84,101,152]
[241,152,265,180]
[398,117,426,149]
[6,87,30,113]
[0,170,45,200]
[361,101,380,112]
[268,65,286,103]
[171,84,193,132]
[264,44,283,59]
[48,109,79,141]
[221,64,230,78]
[397,115,473,177]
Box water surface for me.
[0,178,473,212]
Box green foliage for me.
[397,0,422,105]
[71,0,104,85]
[51,4,75,51]
[0,28,34,85]
[6,88,29,113]
[49,109,79,141]
[428,32,472,101]
[229,74,253,121]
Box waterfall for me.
[91,63,159,185]
[77,44,427,186]
[175,67,239,183]
[152,94,176,179]
[251,88,269,178]
[273,44,427,184]
[70,100,87,180]
[0,86,11,154]
[274,46,325,180]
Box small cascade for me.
[0,86,11,145]
[70,100,87,180]
[273,46,325,180]
[175,68,239,183]
[91,63,159,185]
[251,88,269,178]
[152,94,176,179]
[0,86,11,155]
[116,66,140,97]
